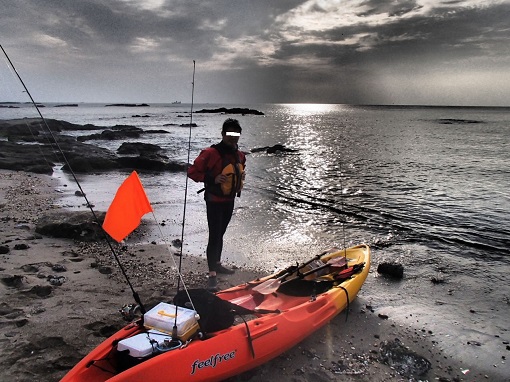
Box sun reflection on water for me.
[281,103,344,115]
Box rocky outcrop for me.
[35,211,107,241]
[377,262,404,279]
[105,103,150,107]
[117,142,165,156]
[115,142,187,172]
[77,126,143,141]
[0,118,101,138]
[0,119,186,174]
[196,107,264,116]
[116,156,187,172]
[77,126,170,141]
[0,139,118,174]
[251,144,298,154]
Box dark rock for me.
[144,130,169,135]
[0,118,182,174]
[0,303,23,317]
[62,156,118,172]
[21,264,39,273]
[377,262,404,279]
[51,264,67,272]
[77,125,143,141]
[0,118,88,137]
[35,211,106,241]
[437,118,483,124]
[116,156,187,172]
[379,338,431,378]
[23,285,53,298]
[196,107,264,115]
[48,275,66,286]
[117,142,164,156]
[105,103,149,107]
[0,141,54,173]
[164,161,189,172]
[0,133,118,174]
[0,245,9,254]
[1,275,24,288]
[98,266,113,275]
[15,319,29,327]
[251,144,298,154]
[116,156,164,171]
[14,243,30,250]
[180,123,198,127]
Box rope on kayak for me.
[238,315,256,358]
[337,285,350,322]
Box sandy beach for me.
[0,169,503,382]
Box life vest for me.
[220,162,245,197]
[197,144,245,200]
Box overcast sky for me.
[1,0,509,106]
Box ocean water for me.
[4,103,508,259]
[2,102,510,377]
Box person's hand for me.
[215,174,228,184]
[241,171,246,181]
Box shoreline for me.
[0,169,503,381]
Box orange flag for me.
[102,171,153,242]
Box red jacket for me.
[188,142,246,202]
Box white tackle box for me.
[143,302,199,340]
[117,330,170,358]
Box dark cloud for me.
[0,0,509,105]
[358,0,423,17]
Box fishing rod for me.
[171,60,196,341]
[0,44,146,315]
[339,152,347,258]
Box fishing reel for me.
[154,337,184,353]
[119,304,141,321]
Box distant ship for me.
[171,101,181,104]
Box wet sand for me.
[0,169,505,381]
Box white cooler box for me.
[143,302,199,340]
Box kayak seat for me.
[173,289,255,333]
[254,292,309,311]
[276,278,335,296]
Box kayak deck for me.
[61,244,370,382]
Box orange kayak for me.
[61,244,370,382]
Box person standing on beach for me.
[187,118,246,291]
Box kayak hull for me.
[61,244,370,382]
